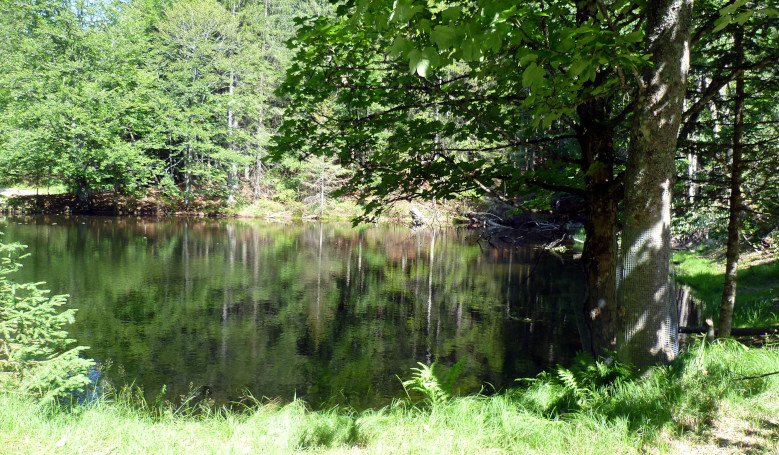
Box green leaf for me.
[373,13,390,31]
[713,15,731,33]
[483,31,502,53]
[519,53,538,67]
[569,58,589,78]
[390,37,412,58]
[541,114,555,129]
[522,62,545,89]
[392,1,418,22]
[430,25,456,50]
[734,10,754,24]
[408,49,430,77]
[721,0,749,16]
[462,39,481,62]
[423,47,441,68]
[622,30,643,43]
[441,6,461,23]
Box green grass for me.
[3,340,779,454]
[674,250,779,327]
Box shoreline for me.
[3,340,779,454]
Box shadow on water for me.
[1,215,585,410]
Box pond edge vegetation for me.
[2,237,779,454]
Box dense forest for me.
[0,0,333,209]
[1,0,778,364]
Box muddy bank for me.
[0,190,226,217]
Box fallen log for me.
[680,325,779,336]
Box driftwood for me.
[679,325,779,336]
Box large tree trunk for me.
[575,0,620,357]
[618,0,693,369]
[718,26,745,338]
[578,99,620,357]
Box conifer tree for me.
[0,240,94,404]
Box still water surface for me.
[1,215,584,408]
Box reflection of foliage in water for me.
[0,216,583,409]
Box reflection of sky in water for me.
[74,366,102,405]
[1,216,584,410]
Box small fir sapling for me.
[0,239,94,404]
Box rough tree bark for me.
[718,26,745,338]
[576,0,621,357]
[618,0,694,368]
[578,98,620,356]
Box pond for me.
[0,215,585,409]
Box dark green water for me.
[0,215,584,408]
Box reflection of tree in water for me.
[0,216,584,409]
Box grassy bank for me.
[3,340,779,454]
[674,248,779,327]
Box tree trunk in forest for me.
[185,143,192,210]
[253,105,265,198]
[575,1,620,357]
[254,153,263,198]
[618,0,693,369]
[227,67,238,205]
[578,99,620,357]
[687,151,698,204]
[226,2,239,205]
[718,26,745,339]
[320,154,326,217]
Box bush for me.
[0,239,94,405]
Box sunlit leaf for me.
[408,48,430,77]
[713,15,731,32]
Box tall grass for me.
[2,340,779,454]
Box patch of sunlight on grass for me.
[673,251,779,327]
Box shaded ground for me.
[0,189,226,216]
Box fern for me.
[521,351,636,415]
[402,358,465,406]
[556,367,589,404]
